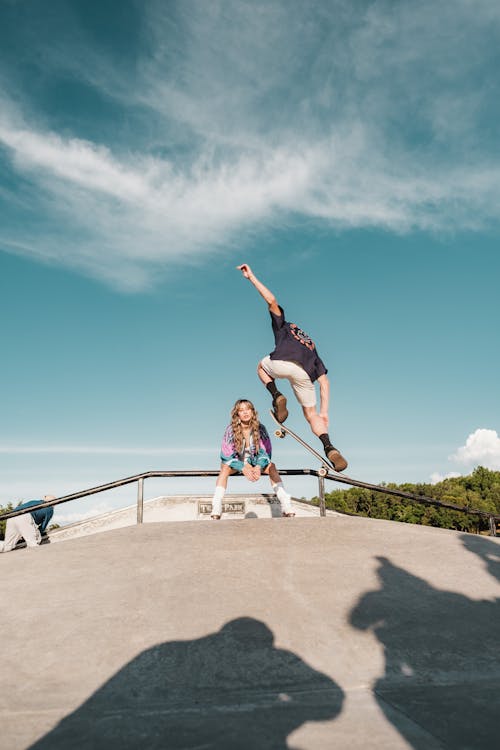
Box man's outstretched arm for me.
[237,264,281,314]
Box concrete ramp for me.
[1,515,499,749]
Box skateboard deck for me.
[269,410,337,477]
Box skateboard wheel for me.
[274,429,285,438]
[318,467,327,477]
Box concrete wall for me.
[49,494,336,543]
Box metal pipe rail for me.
[0,468,498,535]
[0,469,320,521]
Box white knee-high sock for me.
[211,485,225,516]
[272,482,293,513]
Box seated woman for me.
[211,398,295,519]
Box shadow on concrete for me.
[269,500,284,518]
[461,532,500,584]
[28,617,344,750]
[350,553,500,750]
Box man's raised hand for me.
[237,263,253,279]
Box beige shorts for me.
[260,355,316,408]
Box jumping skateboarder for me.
[237,264,347,472]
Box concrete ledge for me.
[48,494,338,543]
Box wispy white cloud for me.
[450,428,500,470]
[54,501,115,526]
[430,471,461,485]
[0,444,214,455]
[0,127,147,198]
[1,0,500,289]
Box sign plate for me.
[199,501,245,515]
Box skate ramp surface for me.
[48,493,331,543]
[1,514,499,750]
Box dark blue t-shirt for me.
[16,499,54,533]
[269,307,327,383]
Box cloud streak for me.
[430,471,461,485]
[54,502,115,525]
[0,444,214,456]
[1,0,500,289]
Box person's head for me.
[230,399,261,452]
[43,494,56,503]
[231,399,256,425]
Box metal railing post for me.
[318,475,326,517]
[137,478,144,525]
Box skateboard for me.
[269,410,336,477]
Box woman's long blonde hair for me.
[230,399,261,454]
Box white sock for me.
[211,485,225,516]
[272,482,293,513]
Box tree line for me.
[315,466,500,534]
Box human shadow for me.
[350,554,500,749]
[461,532,500,585]
[29,617,344,750]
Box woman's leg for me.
[264,463,295,516]
[211,464,235,519]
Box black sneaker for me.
[325,445,348,472]
[272,394,288,423]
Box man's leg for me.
[1,518,23,552]
[211,464,236,519]
[265,463,295,516]
[19,513,42,547]
[258,358,288,423]
[302,406,348,472]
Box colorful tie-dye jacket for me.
[220,423,272,471]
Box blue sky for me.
[1,0,500,523]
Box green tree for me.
[324,467,500,534]
[0,503,14,540]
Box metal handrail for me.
[0,467,498,534]
[0,469,320,520]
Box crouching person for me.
[0,495,55,553]
[211,399,295,519]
